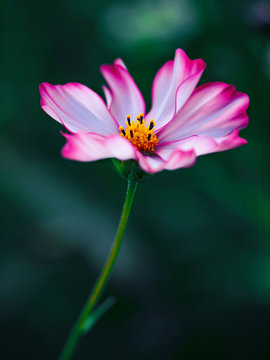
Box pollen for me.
[119,114,159,153]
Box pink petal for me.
[100,60,145,127]
[102,85,112,107]
[158,130,247,159]
[162,149,197,170]
[61,132,136,162]
[114,58,128,70]
[159,82,249,142]
[212,130,247,152]
[146,49,206,129]
[136,152,165,174]
[136,148,196,174]
[137,126,245,174]
[39,82,118,134]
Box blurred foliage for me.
[1,0,270,359]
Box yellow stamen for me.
[119,126,126,136]
[119,114,159,153]
[149,120,155,130]
[127,114,131,126]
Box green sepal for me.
[112,159,152,182]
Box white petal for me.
[146,49,206,129]
[40,82,118,134]
[100,60,145,127]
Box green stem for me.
[58,179,138,360]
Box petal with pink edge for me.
[162,149,197,171]
[100,60,145,127]
[135,153,165,174]
[61,133,136,162]
[102,85,112,108]
[211,130,247,153]
[136,148,196,174]
[146,49,206,129]
[114,58,128,70]
[39,82,118,134]
[159,82,249,142]
[157,130,247,159]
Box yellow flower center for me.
[119,113,159,153]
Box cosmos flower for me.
[39,49,249,174]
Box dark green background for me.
[1,0,270,359]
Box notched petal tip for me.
[175,48,207,69]
[147,48,207,129]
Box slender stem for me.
[58,179,138,360]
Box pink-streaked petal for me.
[114,58,128,70]
[102,85,112,108]
[100,60,145,127]
[40,82,118,134]
[162,149,197,171]
[146,49,206,129]
[159,82,249,142]
[157,130,247,158]
[136,148,196,174]
[136,152,165,174]
[211,130,247,152]
[157,137,215,159]
[61,132,136,162]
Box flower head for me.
[39,49,249,174]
